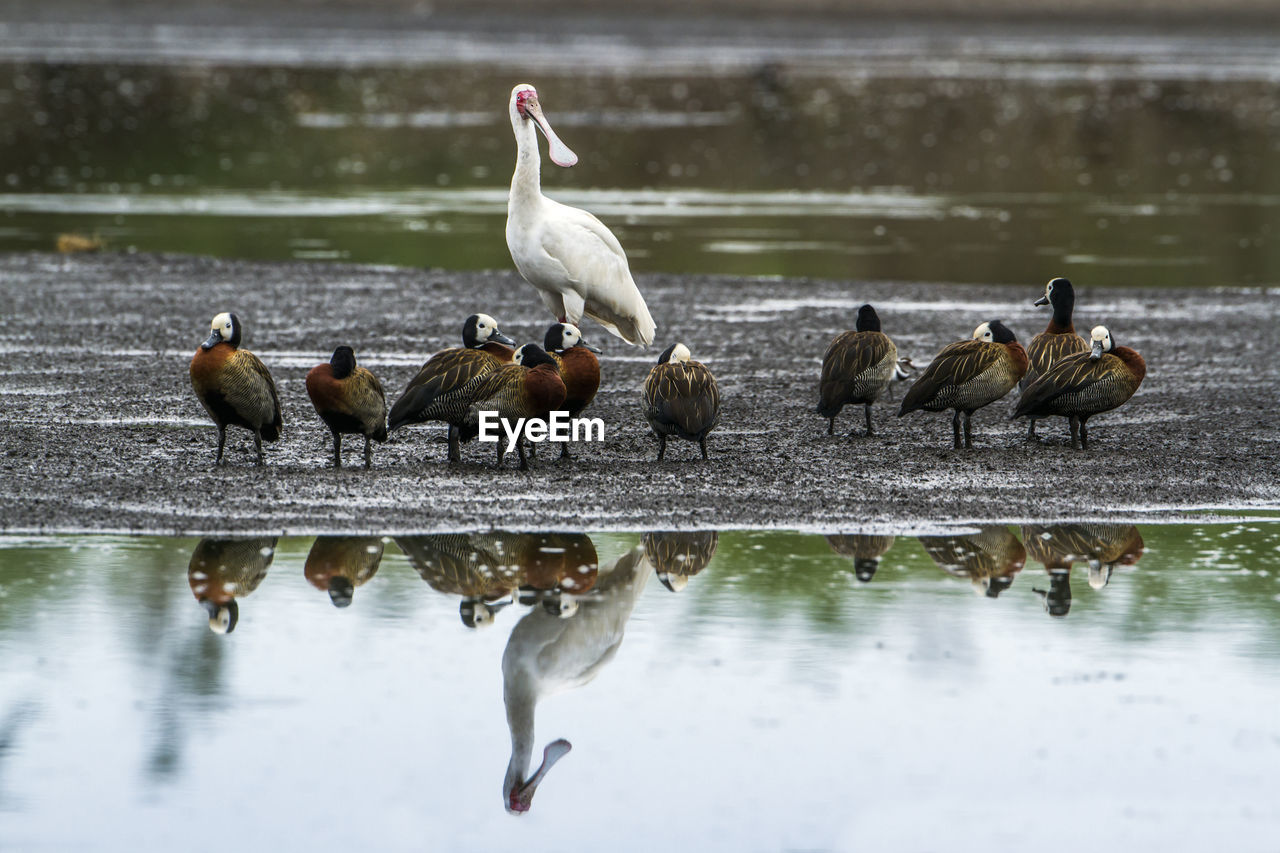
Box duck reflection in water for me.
[919,527,1026,598]
[502,544,649,814]
[397,533,523,627]
[1023,524,1145,617]
[825,533,895,583]
[397,533,598,627]
[512,533,599,617]
[642,531,718,591]
[187,537,277,633]
[304,536,385,608]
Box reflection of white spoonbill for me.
[505,83,657,347]
[501,545,650,814]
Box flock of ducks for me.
[821,276,1147,449]
[188,83,1146,467]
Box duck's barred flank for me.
[643,353,721,461]
[898,321,1028,449]
[189,313,283,466]
[306,347,388,469]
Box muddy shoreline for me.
[0,251,1275,534]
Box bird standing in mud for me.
[1024,277,1089,440]
[305,346,387,469]
[817,303,900,437]
[505,83,657,347]
[466,343,567,470]
[388,313,517,463]
[1012,325,1146,449]
[898,320,1028,449]
[542,322,601,460]
[189,312,282,465]
[643,343,721,461]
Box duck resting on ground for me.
[189,312,282,466]
[1012,324,1146,450]
[306,346,387,469]
[642,343,721,461]
[1024,276,1089,441]
[388,313,517,463]
[816,303,899,437]
[898,319,1028,449]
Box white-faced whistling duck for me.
[305,346,388,469]
[643,343,721,461]
[387,313,517,463]
[543,322,601,460]
[1024,277,1089,440]
[467,343,567,470]
[898,320,1028,449]
[189,312,283,466]
[816,303,899,437]
[1012,324,1146,450]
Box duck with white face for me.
[1012,324,1147,450]
[538,322,602,461]
[387,312,518,463]
[189,312,283,465]
[898,319,1029,449]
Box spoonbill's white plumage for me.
[501,545,650,813]
[505,83,657,347]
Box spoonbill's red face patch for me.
[516,87,537,118]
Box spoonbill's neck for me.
[503,673,537,790]
[510,118,544,206]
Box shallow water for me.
[2,29,1279,286]
[3,522,1279,851]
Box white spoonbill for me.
[505,83,657,347]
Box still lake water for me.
[1,28,1279,286]
[2,523,1279,851]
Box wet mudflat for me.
[1,525,1279,851]
[0,252,1275,533]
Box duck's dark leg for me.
[657,434,667,462]
[1079,418,1090,450]
[216,425,227,465]
[517,439,529,470]
[363,434,372,469]
[699,437,709,460]
[254,429,265,466]
[952,410,962,449]
[864,403,874,437]
[528,441,537,460]
[331,430,342,469]
[447,425,461,463]
[1069,415,1081,449]
[558,441,572,460]
[1027,418,1038,441]
[827,417,834,436]
[963,411,974,449]
[495,439,505,468]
